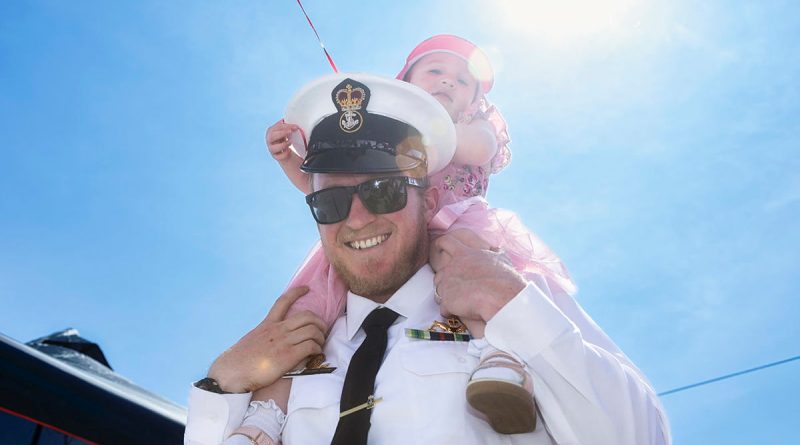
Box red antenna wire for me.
[296,0,338,73]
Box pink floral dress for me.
[427,158,577,300]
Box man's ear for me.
[423,185,439,222]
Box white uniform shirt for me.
[186,266,671,445]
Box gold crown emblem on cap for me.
[336,83,365,133]
[336,84,365,111]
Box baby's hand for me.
[266,119,300,162]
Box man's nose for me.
[345,193,377,229]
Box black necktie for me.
[330,307,399,445]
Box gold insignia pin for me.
[428,317,468,334]
[283,353,337,377]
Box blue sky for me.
[1,1,798,443]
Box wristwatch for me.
[194,377,232,394]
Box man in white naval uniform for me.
[184,73,671,445]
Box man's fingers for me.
[265,286,310,323]
[285,323,326,348]
[435,229,494,257]
[449,228,493,250]
[429,236,453,272]
[435,231,468,257]
[295,339,323,359]
[439,306,454,318]
[283,310,328,337]
[433,270,443,289]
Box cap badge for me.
[334,82,366,133]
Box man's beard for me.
[330,207,428,301]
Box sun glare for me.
[493,0,637,44]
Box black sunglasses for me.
[305,176,428,224]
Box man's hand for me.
[432,229,526,324]
[207,286,326,393]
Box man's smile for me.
[345,233,390,250]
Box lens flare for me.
[493,0,636,44]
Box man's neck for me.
[353,262,429,304]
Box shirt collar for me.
[345,265,435,340]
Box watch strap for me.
[194,377,232,394]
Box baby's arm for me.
[220,357,293,444]
[222,398,286,445]
[453,118,498,167]
[252,379,292,413]
[266,119,311,195]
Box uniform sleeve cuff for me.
[184,384,253,444]
[484,282,576,360]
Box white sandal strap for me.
[470,351,531,390]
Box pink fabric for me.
[428,153,576,297]
[283,241,347,331]
[481,102,511,174]
[429,197,578,297]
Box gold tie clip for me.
[339,395,383,418]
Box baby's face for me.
[406,53,478,121]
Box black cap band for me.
[300,77,428,174]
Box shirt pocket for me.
[391,341,480,442]
[399,340,476,376]
[287,372,342,411]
